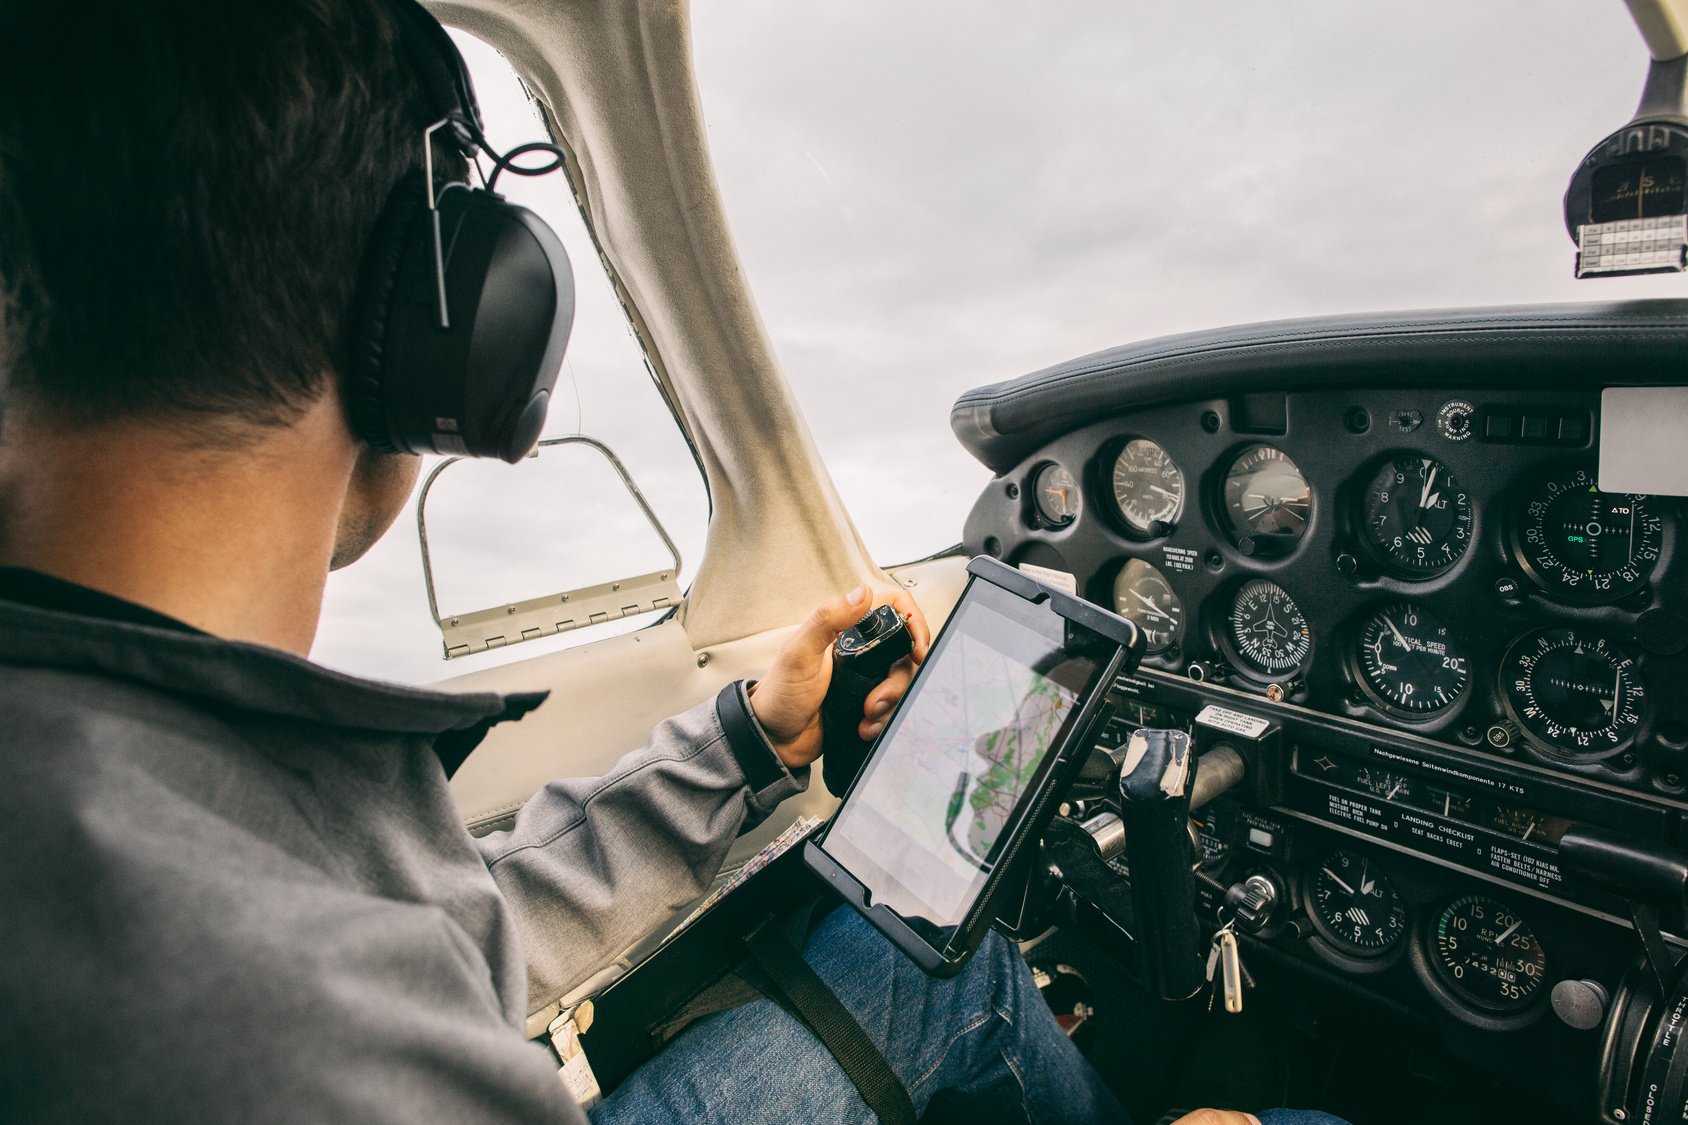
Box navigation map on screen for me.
[824,599,1083,929]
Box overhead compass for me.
[1359,456,1473,577]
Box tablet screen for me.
[820,579,1109,947]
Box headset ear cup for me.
[345,172,428,453]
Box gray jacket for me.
[0,576,806,1122]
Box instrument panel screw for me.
[1200,411,1222,434]
[696,653,710,668]
[1345,408,1371,434]
[1005,482,1020,499]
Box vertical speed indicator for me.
[1354,603,1469,717]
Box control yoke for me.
[1044,724,1252,1002]
[1115,728,1205,1000]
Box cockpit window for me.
[692,1,1687,565]
[314,33,707,684]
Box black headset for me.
[345,0,575,464]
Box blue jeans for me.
[590,906,1349,1124]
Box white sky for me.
[314,0,1687,685]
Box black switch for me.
[1557,413,1589,443]
[1484,412,1514,440]
[1519,414,1549,440]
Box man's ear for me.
[331,447,421,570]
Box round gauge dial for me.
[1501,628,1645,759]
[1110,439,1185,536]
[1512,467,1662,603]
[1308,848,1408,956]
[1031,463,1081,527]
[1222,445,1312,548]
[1225,579,1312,679]
[1112,559,1184,655]
[1355,603,1469,717]
[1431,895,1547,1012]
[1360,456,1473,576]
[1189,804,1236,873]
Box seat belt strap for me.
[743,916,916,1125]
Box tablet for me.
[805,556,1140,976]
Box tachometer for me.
[1430,895,1547,1012]
[1110,438,1185,536]
[1501,628,1645,759]
[1307,848,1408,957]
[1354,603,1469,717]
[1112,559,1184,655]
[1359,456,1473,577]
[1224,579,1312,680]
[1031,463,1081,527]
[1511,466,1662,603]
[1222,445,1312,550]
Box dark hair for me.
[0,0,464,435]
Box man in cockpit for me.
[0,3,1341,1123]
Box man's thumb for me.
[794,585,872,655]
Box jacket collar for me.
[0,598,546,776]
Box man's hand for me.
[1170,1112,1262,1125]
[748,584,932,769]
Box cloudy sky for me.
[314,0,1686,685]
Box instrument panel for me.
[954,308,1688,1119]
[971,387,1688,797]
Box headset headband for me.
[385,0,484,148]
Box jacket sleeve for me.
[474,682,808,1014]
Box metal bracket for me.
[416,435,684,660]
